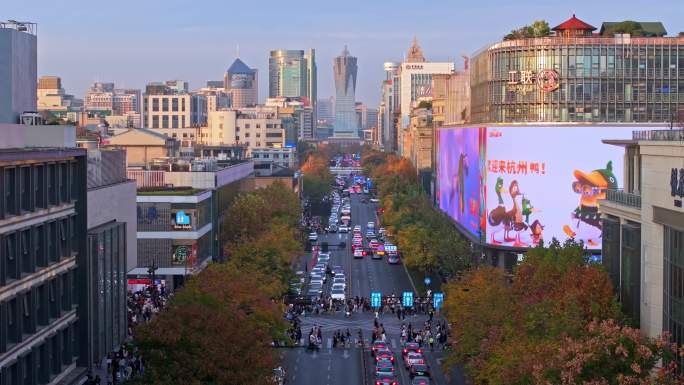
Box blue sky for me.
[6,0,684,105]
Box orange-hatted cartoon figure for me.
[563,161,617,247]
[529,219,545,246]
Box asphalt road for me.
[283,192,464,385]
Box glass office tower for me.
[333,46,358,137]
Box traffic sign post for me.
[402,291,414,308]
[371,292,382,308]
[433,292,444,310]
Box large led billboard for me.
[436,127,484,237]
[437,126,640,250]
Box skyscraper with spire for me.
[333,46,358,138]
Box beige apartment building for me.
[402,107,434,172]
[202,108,285,154]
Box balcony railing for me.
[606,189,641,208]
[633,129,684,141]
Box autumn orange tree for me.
[362,150,468,277]
[444,239,684,385]
[131,264,285,385]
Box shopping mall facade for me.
[470,17,684,124]
[434,15,684,349]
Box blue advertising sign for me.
[433,292,444,310]
[366,178,373,190]
[354,175,365,185]
[424,277,432,286]
[174,211,191,229]
[371,292,382,308]
[402,291,414,308]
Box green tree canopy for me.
[504,20,551,40]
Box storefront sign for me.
[405,64,424,70]
[173,210,192,230]
[506,69,559,93]
[670,168,684,207]
[173,245,190,264]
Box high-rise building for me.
[305,49,317,131]
[269,50,306,98]
[317,97,334,125]
[398,38,454,128]
[269,49,316,102]
[333,46,358,138]
[0,21,37,124]
[224,58,258,108]
[380,62,400,151]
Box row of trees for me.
[362,150,469,279]
[131,182,302,385]
[444,239,684,384]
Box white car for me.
[370,198,379,203]
[331,283,346,292]
[331,288,346,300]
[338,225,350,233]
[308,232,318,241]
[333,277,346,286]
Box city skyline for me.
[5,0,684,105]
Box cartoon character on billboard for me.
[563,161,617,247]
[488,179,529,247]
[529,219,545,246]
[453,152,468,214]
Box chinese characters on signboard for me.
[487,160,547,175]
[671,168,684,207]
[506,69,560,94]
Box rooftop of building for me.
[552,14,596,32]
[227,58,256,74]
[137,187,206,196]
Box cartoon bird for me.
[529,220,545,246]
[521,195,538,224]
[487,177,507,244]
[563,161,618,247]
[489,180,528,245]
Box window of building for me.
[152,116,159,129]
[35,225,46,267]
[152,98,159,112]
[7,298,18,345]
[263,154,269,158]
[20,230,32,275]
[22,292,33,335]
[37,284,48,326]
[256,133,261,138]
[49,279,59,319]
[182,98,186,112]
[245,133,250,138]
[59,163,68,203]
[266,132,282,138]
[59,220,68,259]
[162,98,169,112]
[172,115,179,129]
[274,154,280,159]
[162,115,169,129]
[35,165,46,209]
[181,116,186,128]
[20,166,32,213]
[256,124,261,129]
[5,233,18,281]
[47,221,58,264]
[4,167,17,216]
[182,133,188,138]
[172,98,179,112]
[245,124,250,129]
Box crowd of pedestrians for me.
[85,284,170,385]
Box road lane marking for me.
[327,337,333,349]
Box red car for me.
[402,342,422,360]
[375,348,395,363]
[371,341,389,356]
